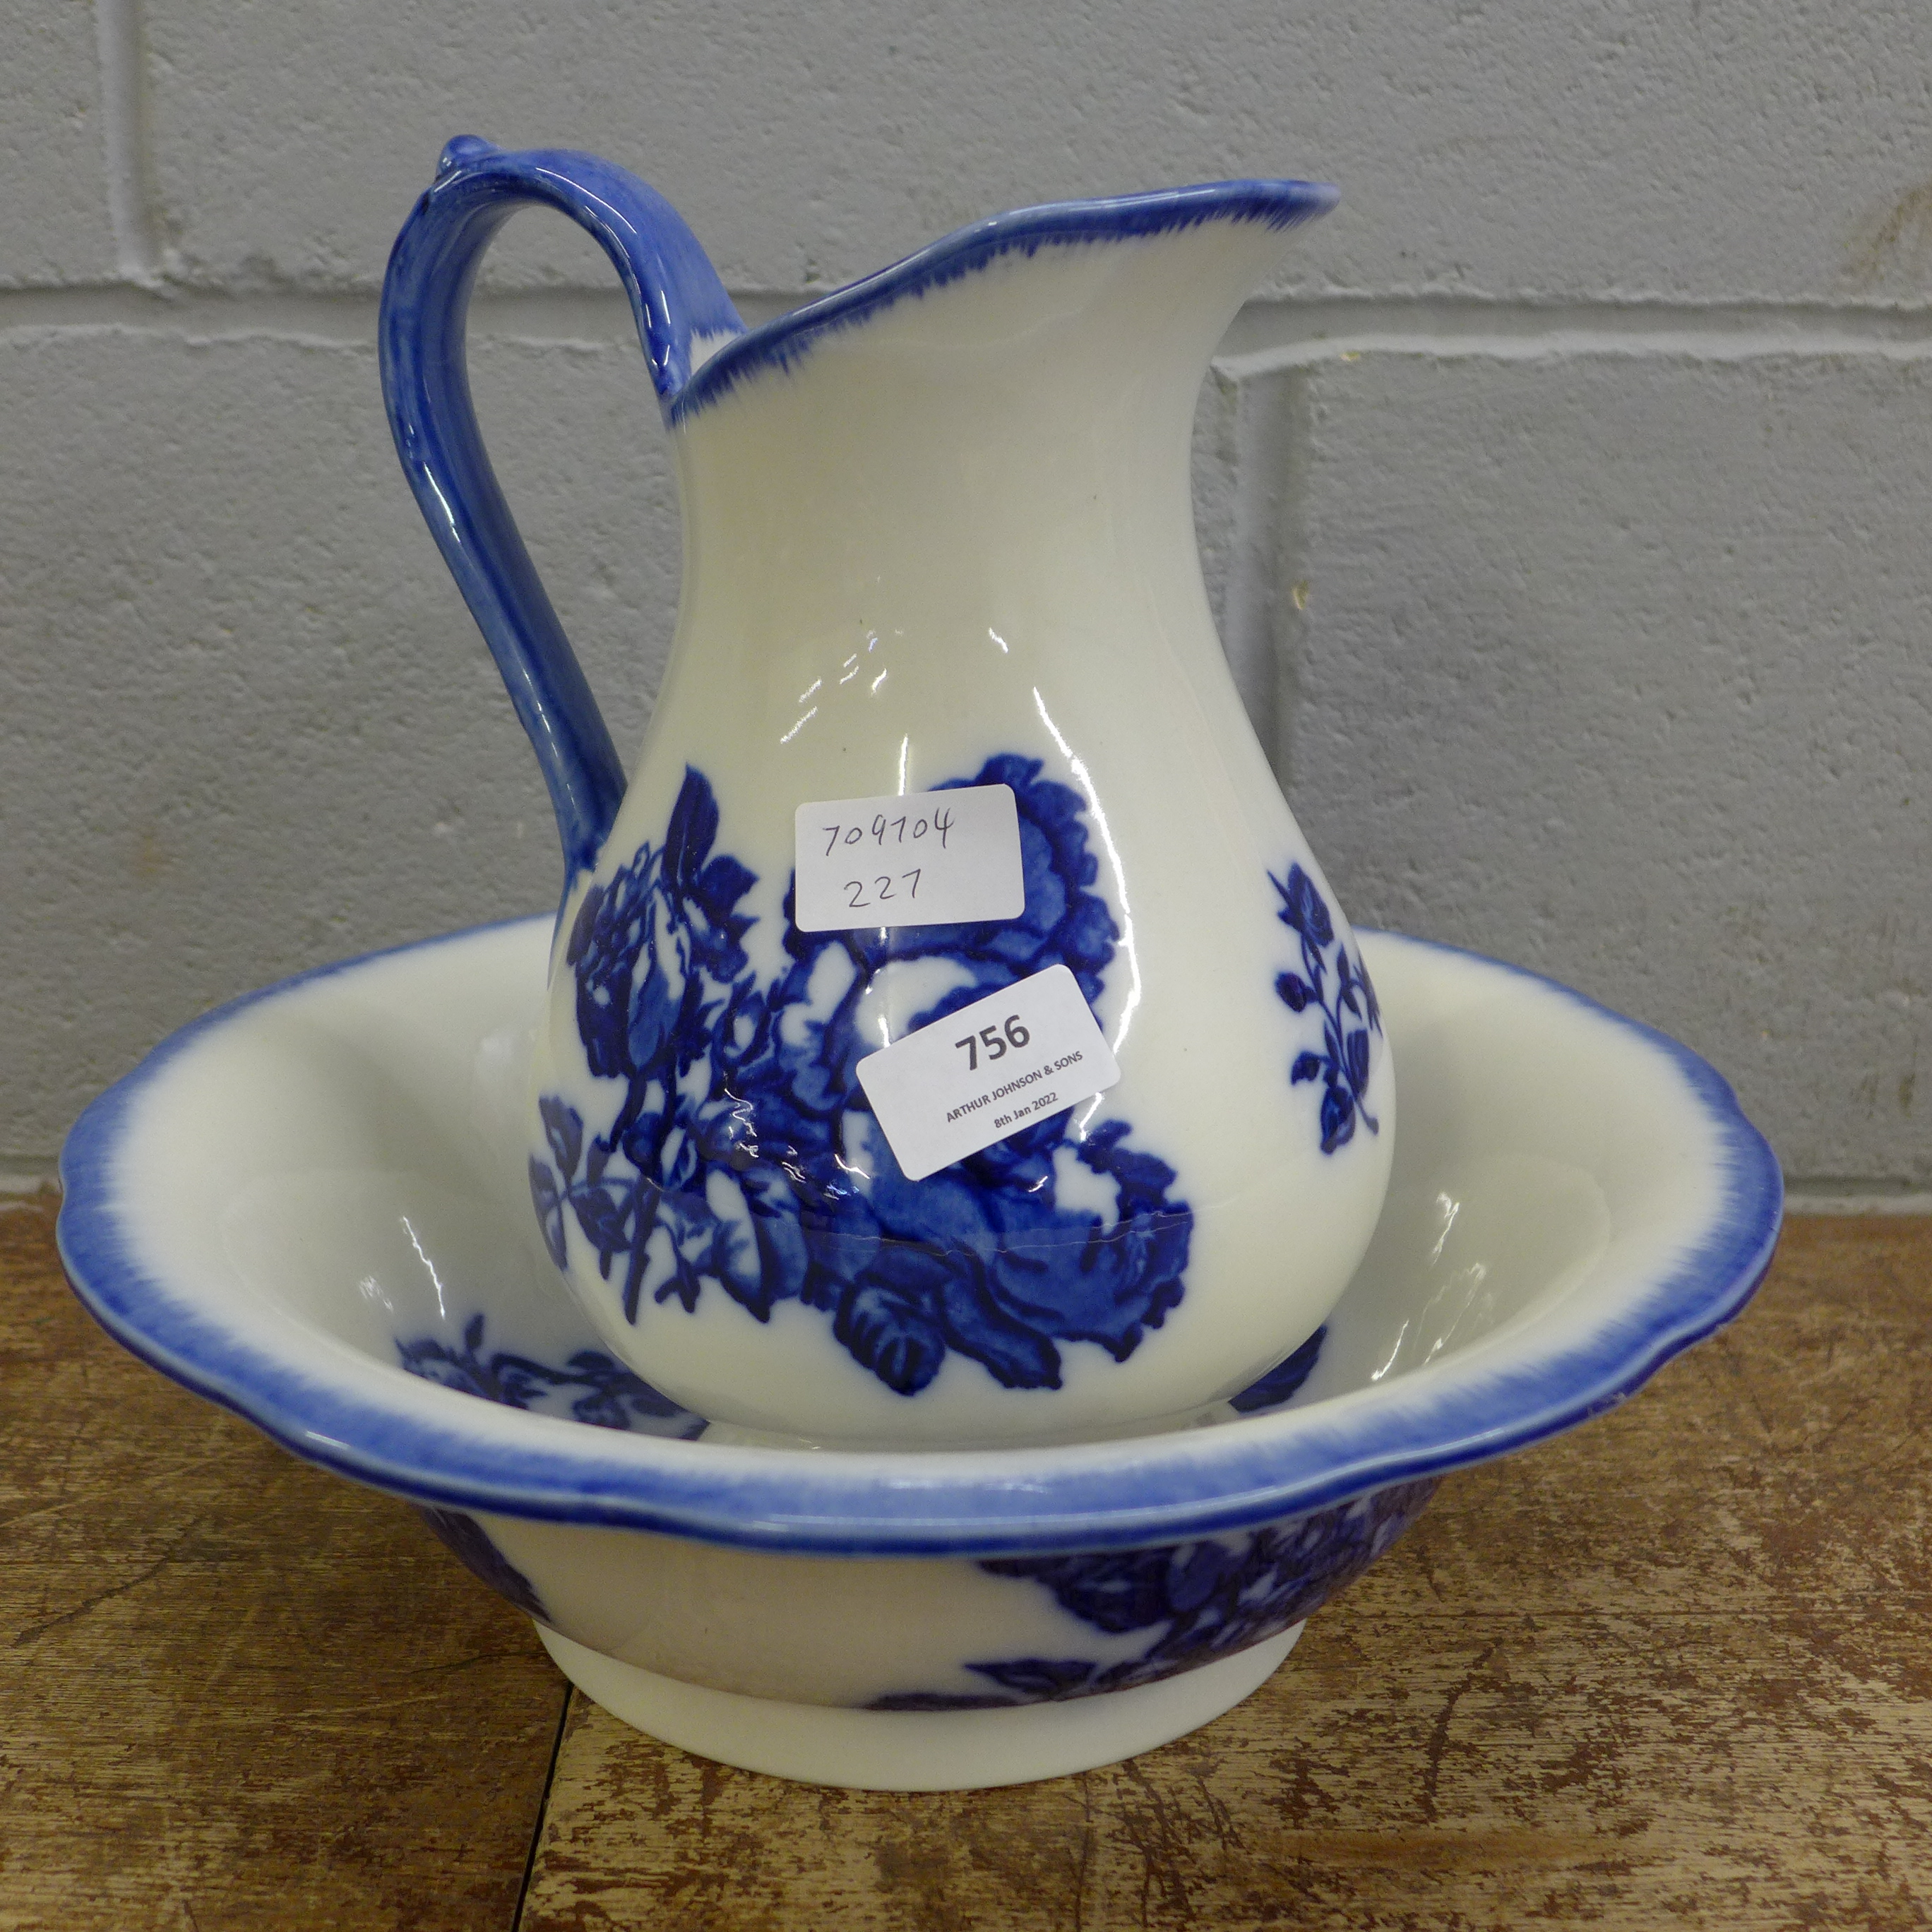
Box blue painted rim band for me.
[56,920,1782,1559]
[672,176,1338,423]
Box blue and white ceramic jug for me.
[381,139,1392,1446]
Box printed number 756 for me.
[955,1014,1030,1071]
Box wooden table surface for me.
[4,1192,1928,1931]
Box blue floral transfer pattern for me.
[528,759,1193,1400]
[398,1313,706,1438]
[1271,864,1382,1155]
[871,1478,1435,1710]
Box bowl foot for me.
[535,1622,1303,1791]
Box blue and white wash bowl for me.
[57,918,1779,1791]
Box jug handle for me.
[378,136,744,885]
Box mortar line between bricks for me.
[1217,292,1932,366]
[0,285,797,347]
[4,283,1932,361]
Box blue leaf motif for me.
[834,1277,950,1396]
[625,953,680,1078]
[1320,1081,1356,1154]
[1164,1542,1232,1615]
[1344,1026,1371,1093]
[528,1157,567,1270]
[1270,866,1381,1155]
[937,1287,1064,1392]
[1277,864,1334,949]
[569,1181,632,1272]
[697,854,756,928]
[566,883,636,1082]
[539,1097,583,1180]
[663,764,719,890]
[1275,972,1313,1013]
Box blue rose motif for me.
[527,760,1194,1397]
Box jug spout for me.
[673,180,1335,427]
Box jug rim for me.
[671,177,1338,424]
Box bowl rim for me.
[56,917,1782,1557]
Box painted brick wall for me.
[3,2,1928,1195]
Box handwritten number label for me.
[856,965,1120,1181]
[823,810,953,859]
[794,785,1024,932]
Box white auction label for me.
[854,965,1121,1181]
[793,785,1024,933]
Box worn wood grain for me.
[518,1217,1932,1931]
[0,1193,566,1932]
